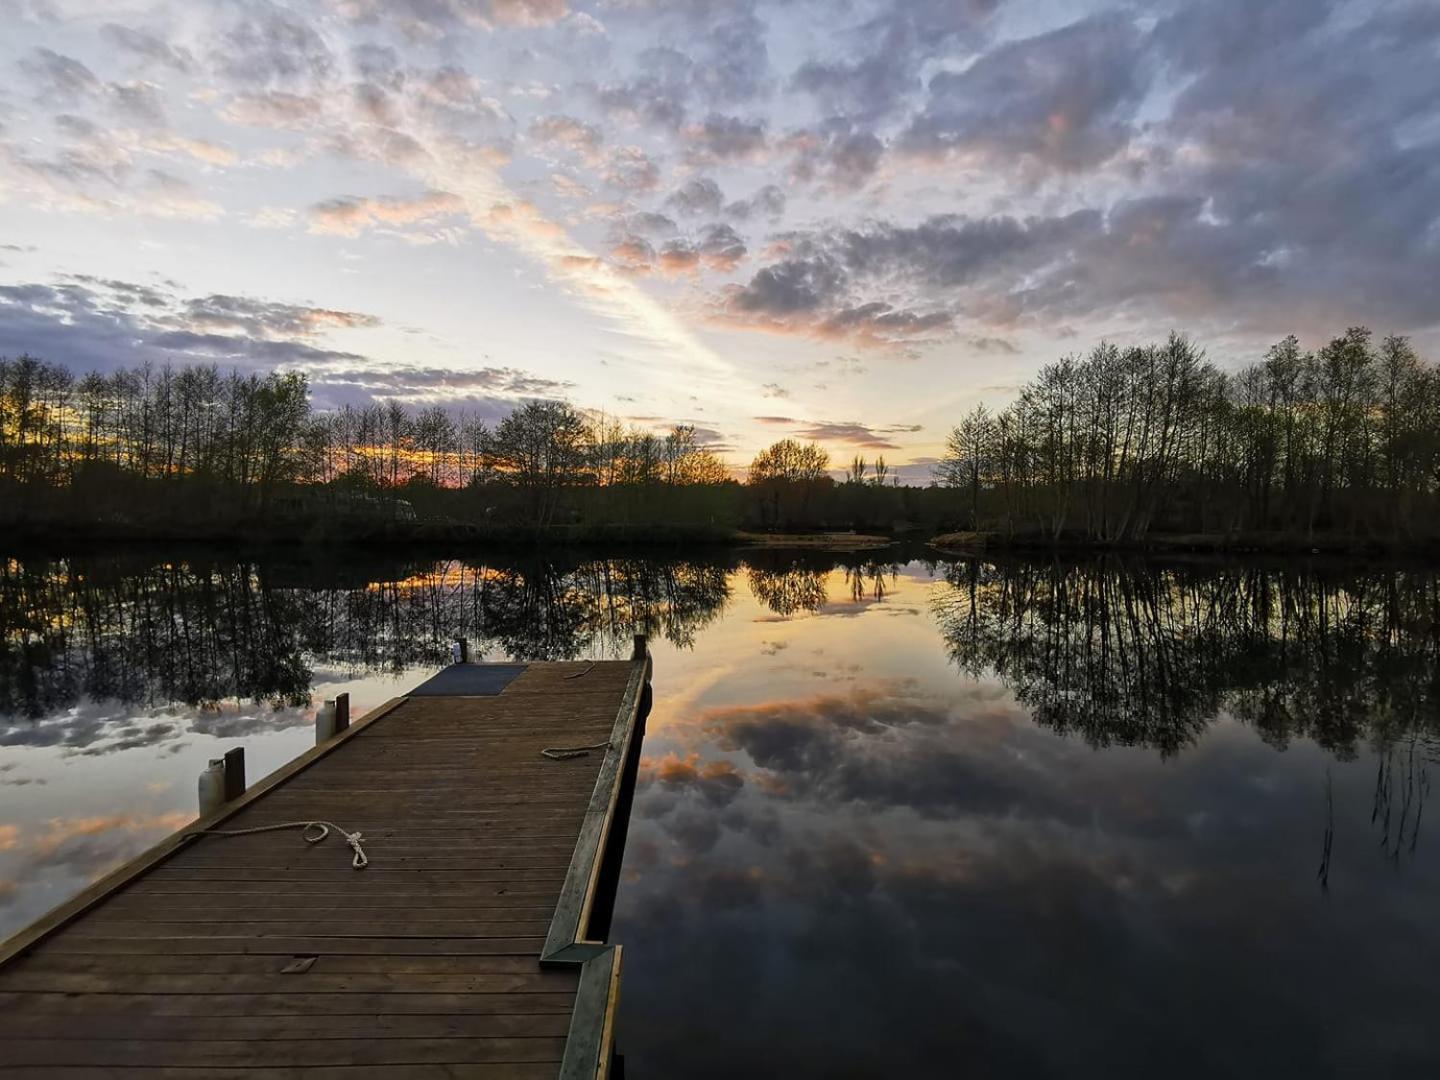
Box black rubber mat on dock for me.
[407,663,529,696]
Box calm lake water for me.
[2,547,1437,1077]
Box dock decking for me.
[0,642,653,1078]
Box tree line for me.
[7,325,1440,544]
[0,355,735,534]
[935,328,1440,542]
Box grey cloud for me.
[351,43,404,90]
[17,47,101,102]
[587,45,693,129]
[723,229,964,347]
[684,113,767,163]
[788,420,911,449]
[692,5,770,104]
[790,0,1000,121]
[666,176,724,217]
[698,222,747,270]
[787,125,885,190]
[731,255,847,315]
[211,5,335,90]
[0,276,385,375]
[726,184,785,222]
[901,12,1148,174]
[313,364,571,397]
[144,331,364,365]
[734,212,1096,309]
[108,82,167,125]
[622,211,678,237]
[175,293,381,338]
[335,0,570,33]
[603,145,660,192]
[99,23,194,73]
[791,54,917,123]
[353,81,400,125]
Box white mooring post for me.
[198,759,226,816]
[198,747,247,816]
[316,699,338,744]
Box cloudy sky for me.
[1,0,1437,472]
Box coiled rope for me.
[186,820,369,869]
[541,741,612,761]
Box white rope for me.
[541,741,611,761]
[186,820,369,869]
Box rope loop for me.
[187,819,369,870]
[541,741,612,761]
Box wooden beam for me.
[558,945,623,1080]
[541,649,650,962]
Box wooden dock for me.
[0,640,653,1078]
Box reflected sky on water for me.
[1,549,1436,1077]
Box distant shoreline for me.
[930,530,1440,560]
[5,516,1439,561]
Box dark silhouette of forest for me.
[935,329,1440,547]
[4,325,1439,548]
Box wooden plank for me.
[0,1066,560,1080]
[117,882,565,897]
[8,954,549,975]
[0,971,574,994]
[558,946,623,1080]
[102,897,558,914]
[0,1012,573,1040]
[61,920,557,939]
[35,936,549,956]
[0,992,578,1017]
[3,1038,568,1067]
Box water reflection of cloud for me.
[0,698,315,757]
[0,812,191,910]
[619,728,1440,1077]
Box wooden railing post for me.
[334,692,350,733]
[631,634,647,660]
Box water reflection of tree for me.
[744,553,901,616]
[0,552,731,723]
[845,562,897,604]
[747,563,828,616]
[469,558,730,660]
[932,558,1440,759]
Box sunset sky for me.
[1,0,1437,475]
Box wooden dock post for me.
[221,746,246,802]
[316,694,351,743]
